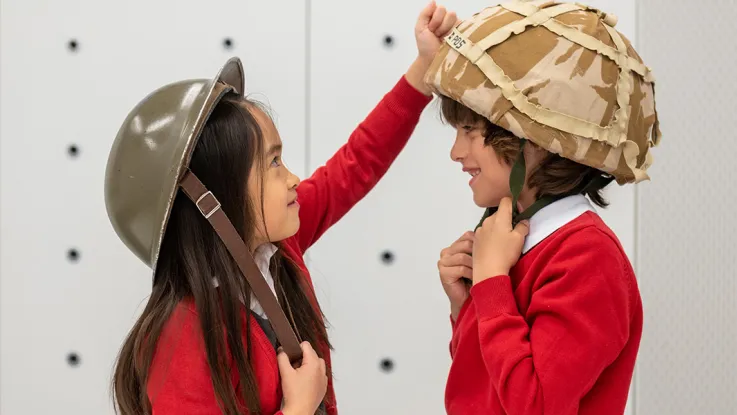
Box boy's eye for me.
[462,125,474,132]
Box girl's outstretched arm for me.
[294,60,432,252]
[294,3,458,252]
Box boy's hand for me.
[406,2,459,96]
[472,198,530,285]
[438,231,474,321]
[415,1,458,66]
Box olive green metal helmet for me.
[104,57,245,271]
[104,57,305,362]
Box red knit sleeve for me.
[294,76,431,252]
[469,227,635,415]
[449,307,465,358]
[449,315,456,358]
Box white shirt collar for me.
[211,243,279,319]
[522,194,596,253]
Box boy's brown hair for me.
[440,96,614,208]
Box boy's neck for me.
[516,189,537,212]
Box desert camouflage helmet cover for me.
[424,0,661,185]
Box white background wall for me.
[1,1,731,414]
[635,1,737,413]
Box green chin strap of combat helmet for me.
[475,139,561,230]
[474,139,615,231]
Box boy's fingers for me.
[455,253,474,268]
[498,197,512,215]
[497,198,514,229]
[442,232,473,257]
[514,220,530,238]
[446,240,473,256]
[458,231,475,242]
[439,252,473,268]
[441,265,473,282]
[482,212,497,230]
[453,265,473,280]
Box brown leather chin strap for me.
[178,169,303,364]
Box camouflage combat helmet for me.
[104,57,303,363]
[424,0,661,225]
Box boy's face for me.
[450,125,512,208]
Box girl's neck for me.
[250,239,276,255]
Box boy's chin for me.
[472,193,501,209]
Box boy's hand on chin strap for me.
[472,197,529,285]
[438,231,475,321]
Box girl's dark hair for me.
[439,96,614,207]
[111,92,331,414]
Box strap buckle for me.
[195,191,221,219]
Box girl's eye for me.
[462,125,473,132]
[271,156,281,167]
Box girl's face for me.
[247,105,301,248]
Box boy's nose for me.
[450,136,467,162]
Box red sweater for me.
[446,211,643,415]
[145,76,432,414]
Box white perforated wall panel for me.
[0,0,673,414]
[0,1,307,413]
[635,1,737,413]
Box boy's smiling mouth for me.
[463,167,481,186]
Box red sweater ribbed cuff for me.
[384,76,433,117]
[470,275,518,319]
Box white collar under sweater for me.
[212,243,279,320]
[522,194,596,254]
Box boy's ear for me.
[522,142,548,168]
